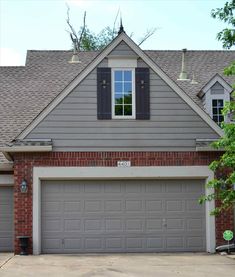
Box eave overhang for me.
[0,139,53,161]
[195,138,223,152]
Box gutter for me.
[0,142,53,162]
[0,145,52,152]
[195,138,223,152]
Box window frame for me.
[211,98,224,125]
[111,68,136,119]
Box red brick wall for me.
[13,151,233,254]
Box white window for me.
[201,77,232,125]
[212,99,224,125]
[112,69,135,119]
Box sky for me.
[0,0,230,66]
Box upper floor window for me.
[112,69,135,119]
[199,77,232,126]
[97,67,149,120]
[212,99,224,125]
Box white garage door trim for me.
[33,166,215,255]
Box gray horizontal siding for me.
[26,42,219,151]
[108,41,137,57]
[211,82,224,95]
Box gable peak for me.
[118,18,125,35]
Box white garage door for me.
[0,186,14,252]
[41,179,206,253]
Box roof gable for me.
[17,33,223,140]
[199,74,233,97]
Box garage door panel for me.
[42,201,62,213]
[105,219,122,231]
[104,183,121,193]
[0,186,14,252]
[186,199,203,211]
[126,219,144,231]
[145,200,163,211]
[64,219,81,231]
[41,179,206,253]
[187,237,204,248]
[104,200,122,212]
[146,237,164,249]
[64,238,82,250]
[85,238,103,250]
[105,237,123,249]
[166,200,184,212]
[145,183,163,193]
[84,200,102,212]
[166,237,184,249]
[125,200,142,211]
[187,218,204,230]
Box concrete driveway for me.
[0,253,235,277]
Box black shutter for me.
[135,68,150,120]
[97,68,111,119]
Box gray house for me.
[0,30,234,254]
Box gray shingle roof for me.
[0,49,234,164]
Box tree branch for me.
[66,4,79,51]
[138,28,157,46]
[78,11,87,49]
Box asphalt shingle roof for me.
[0,49,234,163]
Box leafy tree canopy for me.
[200,0,235,215]
[211,0,235,48]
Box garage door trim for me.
[33,166,215,254]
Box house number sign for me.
[117,161,131,167]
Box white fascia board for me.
[0,145,52,152]
[17,32,223,139]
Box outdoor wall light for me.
[20,179,28,193]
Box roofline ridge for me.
[145,49,235,52]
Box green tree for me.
[66,6,156,51]
[211,0,235,48]
[199,1,235,215]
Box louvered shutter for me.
[97,68,112,119]
[135,68,150,120]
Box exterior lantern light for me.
[20,179,28,193]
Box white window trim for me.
[111,68,136,119]
[108,58,137,68]
[33,166,215,255]
[205,88,230,122]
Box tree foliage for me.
[211,0,235,48]
[77,26,117,51]
[66,6,156,51]
[199,0,235,215]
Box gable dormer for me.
[198,74,232,124]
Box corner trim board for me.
[33,165,215,254]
